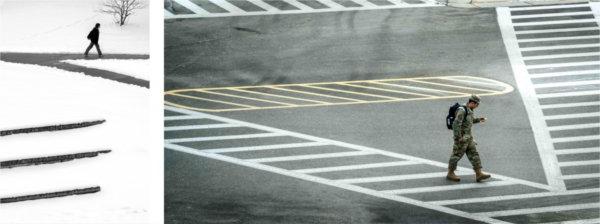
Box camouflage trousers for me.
[448,137,482,170]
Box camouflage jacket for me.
[452,105,483,140]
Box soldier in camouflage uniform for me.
[446,95,491,182]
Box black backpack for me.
[446,103,467,129]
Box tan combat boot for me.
[475,168,491,182]
[446,166,460,182]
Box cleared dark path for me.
[1,52,150,88]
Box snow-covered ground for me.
[62,59,150,81]
[0,61,154,224]
[0,0,149,54]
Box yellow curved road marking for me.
[165,76,514,112]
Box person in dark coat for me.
[84,23,102,57]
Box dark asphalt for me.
[165,6,551,224]
[0,52,150,88]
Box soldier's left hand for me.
[480,117,486,123]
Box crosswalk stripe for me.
[515,27,600,34]
[527,61,600,69]
[541,101,600,109]
[209,0,244,13]
[164,115,208,121]
[201,141,330,153]
[554,147,600,155]
[513,18,599,26]
[523,51,600,60]
[474,203,600,217]
[519,35,600,43]
[430,188,600,206]
[511,11,594,19]
[537,90,600,99]
[529,70,599,79]
[509,3,590,11]
[561,173,600,180]
[534,80,600,88]
[553,135,600,143]
[545,111,600,120]
[548,123,600,131]
[172,0,209,14]
[292,161,420,173]
[336,172,458,184]
[166,132,286,143]
[245,151,375,163]
[164,123,242,131]
[381,181,515,194]
[521,43,600,51]
[558,160,600,167]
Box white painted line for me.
[474,203,600,217]
[553,135,600,143]
[513,18,598,26]
[545,112,600,120]
[172,0,209,14]
[292,161,420,174]
[201,142,330,153]
[371,81,467,96]
[165,9,175,17]
[245,151,375,163]
[538,90,600,99]
[561,173,600,180]
[430,188,599,206]
[336,172,459,184]
[352,0,379,7]
[540,101,600,109]
[529,70,599,79]
[281,0,313,10]
[387,0,409,6]
[558,160,600,167]
[164,115,209,121]
[381,181,515,195]
[548,123,599,131]
[165,132,286,143]
[541,218,600,224]
[554,147,600,155]
[523,51,600,60]
[511,11,594,19]
[497,7,566,191]
[510,3,590,11]
[316,0,345,9]
[209,0,244,13]
[246,0,279,11]
[339,83,434,98]
[527,61,600,69]
[519,35,600,43]
[521,43,600,51]
[165,123,242,131]
[165,142,510,224]
[165,105,557,192]
[515,27,600,34]
[438,77,510,90]
[534,80,600,88]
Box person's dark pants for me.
[84,42,102,56]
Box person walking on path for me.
[446,94,491,182]
[84,23,102,57]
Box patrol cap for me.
[469,94,481,103]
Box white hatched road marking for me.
[513,18,599,26]
[336,172,466,184]
[164,123,242,131]
[381,181,515,195]
[526,61,600,69]
[537,90,600,99]
[514,27,600,34]
[545,112,600,120]
[554,147,600,155]
[540,101,600,109]
[292,161,420,174]
[474,203,600,217]
[509,3,589,11]
[551,135,598,143]
[201,141,330,153]
[529,70,600,79]
[561,173,600,180]
[519,35,600,43]
[558,160,600,167]
[164,115,209,121]
[522,51,600,60]
[165,132,286,143]
[165,106,565,223]
[547,123,599,131]
[245,151,375,163]
[165,0,442,19]
[431,188,600,206]
[534,79,600,88]
[521,43,600,51]
[511,11,594,19]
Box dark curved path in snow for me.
[0,52,150,88]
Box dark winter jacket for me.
[87,28,99,43]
